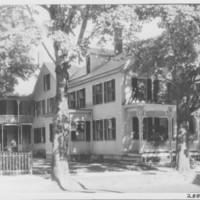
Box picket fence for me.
[0,152,32,175]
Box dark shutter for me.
[86,121,91,141]
[132,78,138,100]
[104,119,107,140]
[112,118,116,140]
[104,82,107,103]
[112,79,115,101]
[153,80,159,103]
[93,121,96,140]
[43,75,46,91]
[132,117,139,139]
[147,79,152,102]
[92,85,95,105]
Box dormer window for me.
[86,55,90,74]
[44,74,50,91]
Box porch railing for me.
[0,115,33,123]
[0,152,32,175]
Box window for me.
[132,78,152,102]
[44,74,50,91]
[34,127,45,143]
[68,92,76,109]
[47,97,54,113]
[77,89,85,109]
[93,83,103,105]
[35,101,41,117]
[41,100,45,114]
[71,121,85,141]
[104,118,116,140]
[35,100,46,116]
[71,121,91,141]
[104,79,115,103]
[49,124,53,142]
[93,120,103,141]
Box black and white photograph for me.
[0,1,199,199]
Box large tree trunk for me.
[52,65,71,188]
[177,124,190,172]
[176,99,191,173]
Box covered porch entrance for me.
[0,124,32,152]
[123,104,177,156]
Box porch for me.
[0,124,32,153]
[123,103,177,156]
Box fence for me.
[0,152,32,175]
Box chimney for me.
[114,27,123,55]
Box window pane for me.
[69,92,76,109]
[104,79,115,103]
[93,84,102,105]
[77,89,85,109]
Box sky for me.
[14,7,164,96]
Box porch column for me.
[20,124,22,152]
[17,100,20,122]
[166,106,175,163]
[136,105,145,154]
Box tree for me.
[0,5,40,96]
[131,5,200,172]
[38,4,140,190]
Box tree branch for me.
[40,5,50,13]
[77,5,90,45]
[42,42,56,65]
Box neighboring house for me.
[0,41,200,163]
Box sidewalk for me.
[0,158,199,198]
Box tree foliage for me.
[132,5,200,171]
[0,5,41,96]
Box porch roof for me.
[124,103,176,119]
[124,103,176,111]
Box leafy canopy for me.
[0,5,41,96]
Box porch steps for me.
[119,153,142,166]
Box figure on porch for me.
[11,139,17,152]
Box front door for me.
[129,117,140,153]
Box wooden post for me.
[21,125,22,152]
[18,126,20,152]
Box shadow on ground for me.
[32,158,170,175]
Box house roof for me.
[70,52,130,84]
